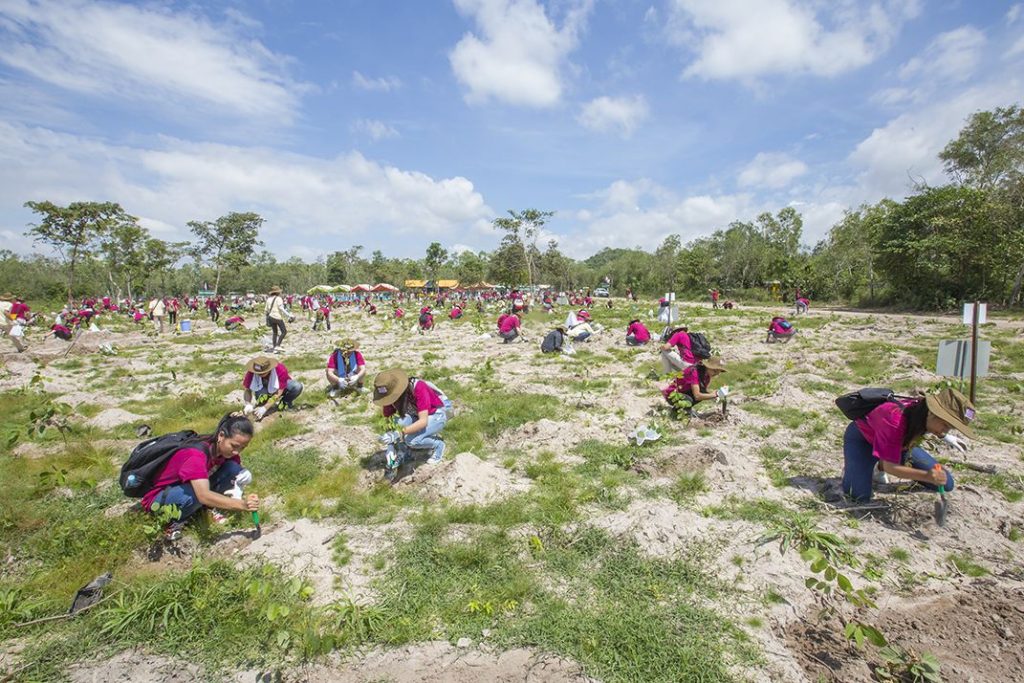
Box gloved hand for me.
[254,406,268,420]
[943,433,967,453]
[336,377,349,390]
[234,468,253,488]
[378,430,403,445]
[243,403,255,416]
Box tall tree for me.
[24,201,130,303]
[654,234,682,292]
[940,105,1024,304]
[424,241,448,283]
[98,219,148,301]
[492,209,554,288]
[187,212,264,295]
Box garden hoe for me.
[933,464,948,527]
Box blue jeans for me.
[500,328,519,343]
[625,334,647,346]
[155,460,242,521]
[396,411,448,461]
[842,422,954,502]
[254,379,303,407]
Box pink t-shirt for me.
[243,364,290,390]
[770,319,792,335]
[627,322,650,342]
[499,315,520,334]
[327,350,365,370]
[141,446,239,511]
[383,380,444,417]
[855,399,916,464]
[666,330,696,364]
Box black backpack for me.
[687,332,712,360]
[119,431,205,498]
[834,388,907,421]
[541,329,564,353]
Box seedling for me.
[875,645,943,682]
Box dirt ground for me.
[4,301,1024,682]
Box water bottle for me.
[126,473,139,489]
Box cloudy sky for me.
[0,0,1021,261]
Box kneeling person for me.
[327,339,366,396]
[662,356,728,412]
[374,369,451,480]
[242,356,303,420]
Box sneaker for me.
[210,510,228,525]
[164,520,185,541]
[426,441,446,465]
[873,467,889,485]
[327,388,339,398]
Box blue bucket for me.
[180,319,192,332]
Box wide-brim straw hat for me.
[245,356,279,375]
[268,286,282,295]
[0,292,13,300]
[703,356,728,373]
[337,338,358,352]
[373,368,409,407]
[925,388,976,438]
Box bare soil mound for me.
[69,650,201,683]
[785,580,1024,682]
[397,452,532,505]
[88,408,146,431]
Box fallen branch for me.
[955,461,999,475]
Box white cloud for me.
[899,26,986,84]
[351,119,399,141]
[351,71,402,92]
[0,0,304,123]
[668,0,921,80]
[738,152,808,189]
[0,123,493,258]
[578,95,649,137]
[1008,5,1022,24]
[1008,35,1024,58]
[449,0,593,107]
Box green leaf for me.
[836,573,853,592]
[862,624,887,647]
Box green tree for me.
[143,238,187,294]
[187,212,265,295]
[24,200,130,303]
[492,209,554,288]
[454,250,488,284]
[654,234,682,292]
[488,234,529,286]
[98,219,148,301]
[424,241,448,284]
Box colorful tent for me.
[437,280,460,289]
[306,285,334,294]
[404,280,427,289]
[461,281,498,290]
[350,284,372,292]
[332,285,352,293]
[371,283,399,292]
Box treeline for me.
[2,105,1021,309]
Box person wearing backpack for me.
[374,368,451,480]
[242,356,303,420]
[661,326,698,373]
[661,356,729,411]
[138,414,260,540]
[841,388,972,502]
[766,316,796,343]
[625,319,651,346]
[418,306,435,333]
[326,339,366,397]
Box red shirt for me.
[666,330,696,364]
[141,445,239,511]
[499,314,520,334]
[856,399,917,464]
[626,321,650,342]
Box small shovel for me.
[933,464,948,527]
[251,510,262,539]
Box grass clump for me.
[668,472,708,504]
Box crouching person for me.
[138,414,259,540]
[625,319,651,346]
[498,311,522,343]
[841,388,969,502]
[327,339,367,397]
[374,369,451,481]
[242,356,303,420]
[662,356,728,412]
[766,316,796,343]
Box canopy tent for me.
[404,280,427,289]
[436,279,460,289]
[350,284,373,292]
[332,284,352,293]
[460,281,498,290]
[306,284,334,294]
[371,283,399,292]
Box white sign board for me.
[962,303,987,325]
[936,340,991,379]
[556,296,569,306]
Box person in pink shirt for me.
[314,303,331,331]
[394,306,405,319]
[766,316,796,343]
[374,368,451,481]
[242,356,303,420]
[662,357,727,411]
[418,306,434,332]
[51,323,73,341]
[625,319,650,346]
[449,304,463,320]
[498,312,522,343]
[224,315,245,331]
[141,414,260,540]
[326,339,367,396]
[841,388,972,502]
[660,326,696,373]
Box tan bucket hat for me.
[245,356,279,375]
[926,387,976,438]
[372,368,409,407]
[337,338,358,352]
[703,356,728,372]
[268,286,282,295]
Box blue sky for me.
[0,0,1022,261]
